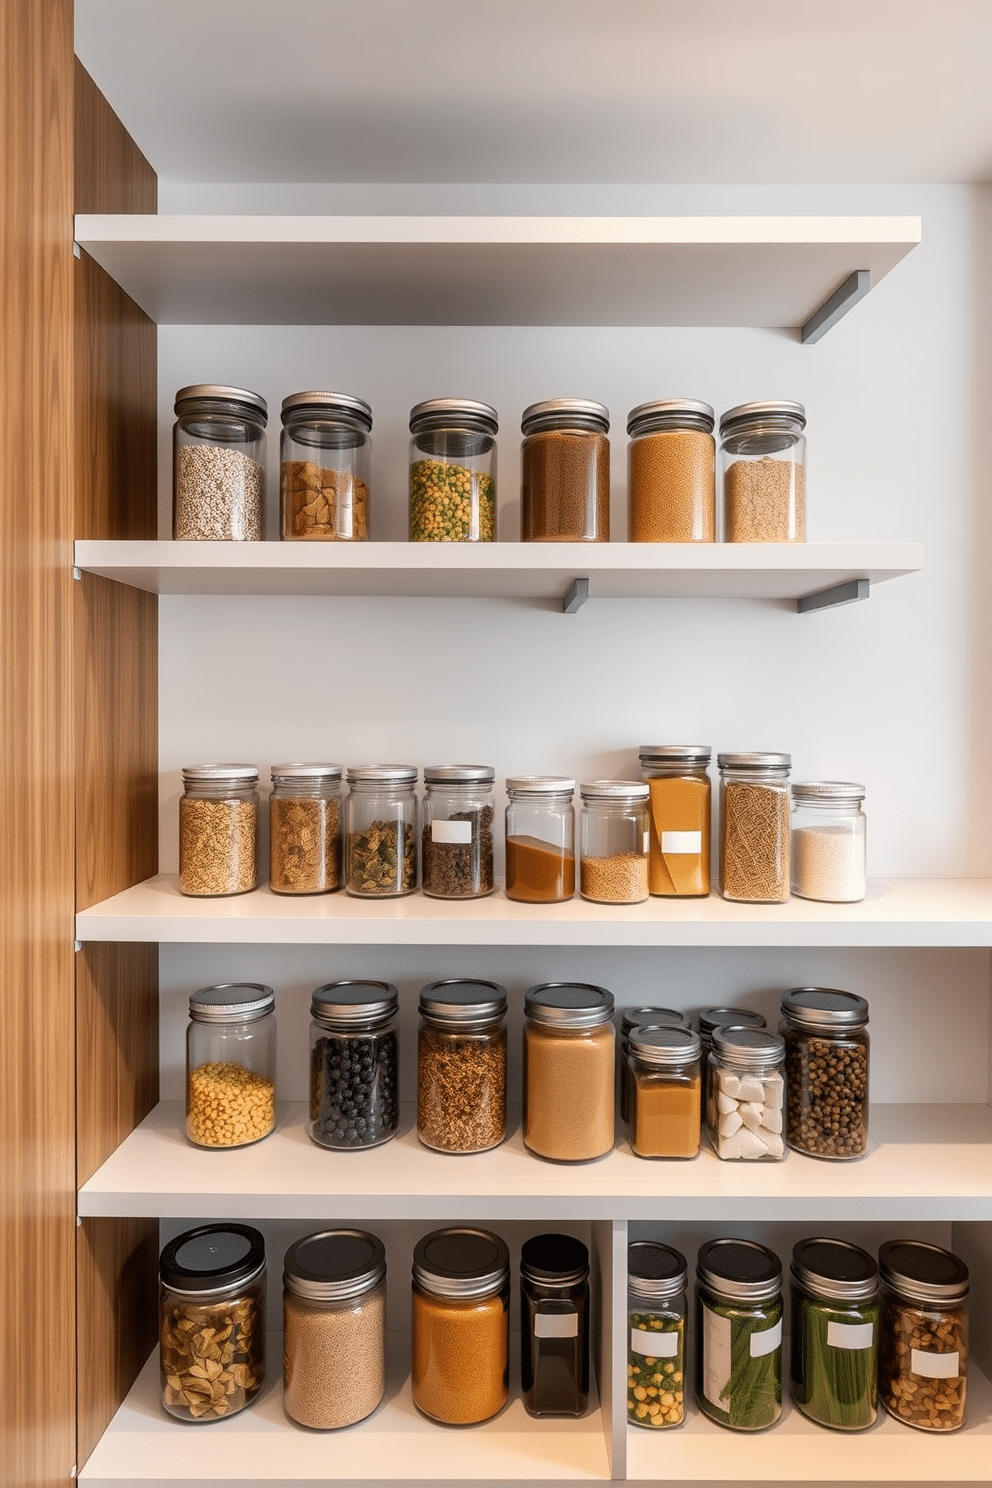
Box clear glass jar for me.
[179,764,259,897]
[696,1238,783,1431]
[719,400,806,543]
[791,781,867,902]
[417,979,507,1153]
[283,1229,387,1429]
[344,765,418,897]
[409,398,497,542]
[279,390,372,541]
[308,981,399,1150]
[706,1026,786,1161]
[639,745,711,897]
[173,384,266,541]
[421,765,495,899]
[627,1241,688,1429]
[627,399,715,542]
[186,983,276,1148]
[159,1224,266,1422]
[878,1240,969,1432]
[790,1237,879,1431]
[523,982,615,1162]
[781,987,870,1160]
[619,1007,692,1125]
[411,1228,510,1424]
[505,776,576,903]
[698,1006,767,1133]
[520,1233,590,1417]
[520,399,610,541]
[718,752,791,903]
[268,762,342,895]
[579,781,650,904]
[626,1027,701,1159]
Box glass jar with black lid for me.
[417,979,508,1153]
[520,398,610,541]
[411,1227,510,1424]
[790,1237,879,1431]
[186,982,276,1149]
[628,399,716,542]
[280,390,371,541]
[696,1237,783,1431]
[520,1233,590,1417]
[878,1240,968,1432]
[627,1241,688,1429]
[409,398,498,542]
[781,987,870,1160]
[421,765,495,899]
[309,981,399,1150]
[173,384,266,541]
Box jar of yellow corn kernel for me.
[186,983,277,1148]
[627,1241,688,1428]
[409,398,498,541]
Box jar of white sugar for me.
[791,781,866,902]
[705,1025,786,1161]
[173,384,267,540]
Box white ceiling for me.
[75,0,992,186]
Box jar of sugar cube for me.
[705,1026,786,1161]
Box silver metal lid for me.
[878,1240,969,1305]
[719,400,806,435]
[717,752,791,771]
[284,1229,386,1302]
[188,982,275,1023]
[423,764,495,785]
[182,763,259,784]
[505,775,575,796]
[791,1238,878,1303]
[711,1025,784,1067]
[629,1026,701,1065]
[639,745,712,765]
[413,1227,509,1299]
[621,1007,692,1037]
[409,398,498,435]
[626,399,715,436]
[579,779,649,801]
[419,978,507,1024]
[270,762,342,784]
[698,1006,767,1039]
[175,384,268,419]
[792,781,866,804]
[520,398,610,435]
[780,987,869,1029]
[280,390,373,429]
[525,981,615,1028]
[346,764,418,785]
[311,980,398,1024]
[697,1238,782,1302]
[628,1241,688,1299]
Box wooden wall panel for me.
[76,942,159,1186]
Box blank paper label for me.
[432,820,472,844]
[702,1305,732,1407]
[631,1328,679,1358]
[911,1348,960,1379]
[750,1320,782,1358]
[827,1321,874,1350]
[535,1312,578,1338]
[661,831,702,854]
[642,831,650,853]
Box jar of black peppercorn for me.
[308,981,399,1150]
[520,1233,590,1417]
[417,979,508,1153]
[520,398,610,541]
[780,987,870,1160]
[421,765,495,899]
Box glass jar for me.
[523,982,615,1162]
[878,1240,968,1432]
[639,745,711,897]
[696,1238,783,1431]
[409,398,497,542]
[719,400,806,543]
[718,752,791,903]
[520,1233,590,1417]
[417,979,508,1153]
[173,384,266,541]
[309,981,399,1150]
[627,399,715,542]
[344,765,418,897]
[626,1027,701,1159]
[283,1229,387,1429]
[159,1223,266,1422]
[279,390,371,541]
[579,781,650,904]
[179,764,259,897]
[520,398,610,541]
[186,983,276,1148]
[411,1228,510,1424]
[627,1241,688,1429]
[706,1026,786,1161]
[698,1005,767,1133]
[790,1237,879,1431]
[421,765,495,899]
[619,1007,692,1125]
[781,987,870,1160]
[504,776,576,903]
[268,762,342,895]
[792,781,867,903]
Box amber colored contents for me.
[647,776,710,897]
[631,1070,701,1158]
[523,1021,615,1161]
[411,1288,509,1423]
[629,429,715,542]
[521,429,609,541]
[506,834,575,903]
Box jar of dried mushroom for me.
[698,1005,767,1132]
[505,776,576,903]
[619,1007,692,1125]
[412,1227,510,1424]
[706,1025,786,1161]
[422,764,495,899]
[409,397,497,542]
[719,400,806,543]
[159,1223,266,1422]
[639,745,711,897]
[309,981,399,1150]
[520,398,610,541]
[780,987,869,1160]
[878,1240,969,1432]
[523,982,615,1162]
[280,390,371,541]
[579,781,650,904]
[627,1241,688,1429]
[179,764,259,897]
[268,763,342,895]
[344,765,418,897]
[520,1233,590,1418]
[791,781,867,903]
[627,399,715,542]
[626,1026,702,1159]
[283,1229,387,1429]
[173,384,267,541]
[417,979,507,1153]
[718,751,791,903]
[186,983,276,1148]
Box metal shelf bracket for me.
[801,269,871,344]
[797,577,870,613]
[563,577,590,613]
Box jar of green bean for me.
[627,1241,688,1428]
[790,1237,879,1430]
[695,1238,783,1431]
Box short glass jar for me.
[718,752,791,903]
[409,398,497,542]
[504,776,576,903]
[520,398,610,541]
[781,987,870,1160]
[283,1229,387,1430]
[520,1233,590,1417]
[695,1238,783,1432]
[179,764,259,897]
[619,1007,692,1125]
[792,781,867,902]
[627,1241,688,1429]
[186,983,276,1148]
[417,979,508,1154]
[790,1237,879,1432]
[719,400,806,543]
[639,745,711,897]
[627,399,715,542]
[268,762,342,895]
[344,765,418,897]
[523,982,616,1162]
[878,1240,969,1432]
[699,1005,767,1132]
[279,390,371,541]
[706,1026,786,1161]
[159,1223,266,1422]
[309,981,399,1150]
[626,1027,702,1159]
[421,765,495,899]
[173,384,267,541]
[579,781,650,904]
[411,1228,510,1424]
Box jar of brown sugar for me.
[417,979,508,1153]
[878,1240,968,1432]
[523,982,615,1161]
[520,398,610,541]
[625,1026,702,1159]
[269,763,342,894]
[718,752,791,903]
[280,390,371,541]
[411,1228,510,1424]
[719,400,807,542]
[579,781,650,904]
[627,399,715,542]
[179,764,259,896]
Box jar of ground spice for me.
[520,398,610,541]
[421,765,495,898]
[627,1241,688,1429]
[718,751,791,903]
[878,1240,968,1432]
[523,982,615,1162]
[619,1007,692,1125]
[579,781,650,904]
[409,398,498,541]
[639,745,711,897]
[411,1227,510,1425]
[719,400,807,543]
[309,981,399,1150]
[179,764,259,897]
[627,399,715,542]
[344,765,418,897]
[780,987,870,1160]
[173,385,266,541]
[186,983,276,1148]
[417,979,507,1153]
[268,763,342,895]
[706,1026,786,1161]
[520,1233,590,1417]
[791,781,867,902]
[505,776,575,903]
[626,1027,702,1160]
[790,1237,879,1432]
[280,390,371,541]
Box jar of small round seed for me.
[280,390,372,541]
[579,781,650,904]
[421,765,495,898]
[698,1005,767,1132]
[619,1007,692,1125]
[780,987,870,1160]
[186,983,276,1148]
[309,981,399,1150]
[409,398,497,541]
[173,385,266,541]
[417,979,508,1153]
[878,1240,968,1432]
[411,1228,510,1425]
[179,764,259,897]
[627,1241,688,1429]
[520,398,610,541]
[523,982,616,1162]
[639,745,711,897]
[269,763,342,895]
[718,752,791,903]
[696,1238,783,1432]
[344,765,418,897]
[627,399,715,542]
[505,776,576,903]
[790,1237,879,1432]
[791,781,867,902]
[719,400,807,543]
[706,1026,786,1161]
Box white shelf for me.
[71,214,920,328]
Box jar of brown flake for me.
[627,399,715,542]
[421,765,495,899]
[280,390,372,541]
[718,752,791,903]
[520,398,610,541]
[719,400,807,542]
[269,763,342,894]
[173,384,266,541]
[179,764,259,896]
[417,979,507,1153]
[780,986,869,1160]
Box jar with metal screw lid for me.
[780,987,870,1160]
[791,781,867,902]
[179,764,259,897]
[626,1027,702,1159]
[279,390,371,541]
[421,765,495,898]
[695,1237,783,1431]
[268,763,342,895]
[409,398,497,541]
[698,1005,767,1132]
[411,1228,510,1424]
[173,384,266,541]
[505,776,575,903]
[520,1233,590,1417]
[579,781,650,904]
[627,1241,688,1429]
[186,983,276,1148]
[619,1007,691,1124]
[639,745,711,897]
[706,1026,786,1161]
[309,981,399,1150]
[520,398,610,541]
[719,400,806,543]
[344,765,418,896]
[790,1237,879,1431]
[878,1240,968,1432]
[627,399,715,542]
[417,979,508,1153]
[718,752,791,903]
[523,982,616,1162]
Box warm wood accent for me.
[75,59,157,215]
[76,943,159,1186]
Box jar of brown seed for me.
[717,752,791,903]
[780,987,869,1160]
[579,781,650,904]
[878,1240,968,1432]
[179,764,259,896]
[520,398,610,541]
[411,1228,510,1424]
[280,390,372,541]
[417,979,508,1153]
[719,401,807,542]
[627,399,715,542]
[173,385,266,541]
[269,763,342,894]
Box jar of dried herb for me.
[619,1007,692,1125]
[626,1027,702,1159]
[417,979,508,1153]
[421,765,495,899]
[505,776,576,903]
[878,1240,969,1432]
[179,764,259,897]
[309,981,399,1150]
[579,781,650,904]
[719,400,806,543]
[780,987,870,1160]
[344,765,418,897]
[411,1228,510,1424]
[627,398,715,542]
[790,1237,879,1431]
[520,398,610,541]
[627,1241,688,1429]
[639,745,711,897]
[186,983,276,1148]
[269,762,342,895]
[706,1026,785,1161]
[409,398,498,542]
[718,751,791,903]
[280,390,371,541]
[695,1237,783,1431]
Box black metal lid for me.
[520,1233,589,1286]
[283,1229,386,1301]
[311,980,398,1024]
[525,982,615,1028]
[878,1240,969,1305]
[628,1241,688,1299]
[696,1238,782,1302]
[419,979,507,1023]
[791,1238,878,1302]
[160,1224,265,1294]
[621,1006,691,1037]
[413,1227,509,1299]
[698,1006,766,1040]
[781,987,869,1028]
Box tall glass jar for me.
[417,979,508,1153]
[159,1223,266,1422]
[421,765,495,899]
[698,1005,767,1132]
[718,752,791,903]
[173,384,266,541]
[520,398,610,541]
[719,400,807,543]
[179,764,259,897]
[409,398,497,542]
[627,1241,688,1429]
[523,982,615,1162]
[520,1233,590,1417]
[504,776,575,903]
[696,1238,783,1431]
[186,983,276,1148]
[791,781,867,902]
[639,745,711,897]
[878,1240,969,1432]
[626,1027,701,1159]
[579,781,650,904]
[790,1237,879,1431]
[619,1007,692,1125]
[411,1228,510,1424]
[309,981,399,1150]
[269,762,342,895]
[781,987,870,1160]
[344,765,418,897]
[627,399,715,542]
[279,390,371,541]
[706,1026,786,1161]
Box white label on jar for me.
[631,1327,679,1358]
[827,1321,874,1350]
[432,820,472,844]
[535,1311,578,1338]
[642,831,650,853]
[749,1320,782,1358]
[911,1348,960,1379]
[661,831,702,854]
[702,1304,732,1407]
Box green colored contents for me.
[627,1311,684,1428]
[791,1292,878,1431]
[697,1295,782,1431]
[410,459,495,541]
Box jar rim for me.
[520,1232,589,1286]
[188,982,275,1022]
[270,762,343,783]
[311,980,399,1023]
[579,779,649,801]
[283,1229,386,1301]
[639,745,712,764]
[175,384,267,419]
[409,397,498,435]
[717,751,791,771]
[424,764,495,785]
[280,390,372,429]
[621,1006,692,1036]
[160,1223,266,1293]
[696,1238,782,1301]
[182,763,259,783]
[792,780,866,803]
[791,1238,878,1301]
[346,764,418,785]
[628,1240,688,1296]
[521,398,610,435]
[698,1006,766,1039]
[419,978,507,1022]
[627,398,715,436]
[525,981,615,1027]
[505,775,575,795]
[711,1025,784,1063]
[780,986,869,1028]
[629,1026,701,1064]
[413,1227,509,1298]
[878,1240,969,1303]
[719,400,806,435]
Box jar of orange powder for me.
[639,745,711,897]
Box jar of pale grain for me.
[173,385,266,541]
[717,752,791,903]
[579,781,650,904]
[179,764,259,896]
[520,398,610,541]
[627,399,715,542]
[791,781,866,902]
[523,982,615,1161]
[719,400,806,542]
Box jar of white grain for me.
[173,384,267,540]
[791,781,866,902]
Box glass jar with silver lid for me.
[269,763,342,895]
[520,398,610,541]
[639,744,712,897]
[790,1237,879,1431]
[706,1026,786,1161]
[627,398,716,543]
[185,983,276,1148]
[179,764,259,897]
[421,765,495,899]
[625,1026,702,1159]
[417,979,508,1153]
[619,1006,692,1124]
[279,390,372,541]
[698,1005,767,1131]
[878,1240,969,1432]
[579,780,650,904]
[505,776,576,903]
[718,400,806,543]
[173,384,266,541]
[791,781,867,902]
[781,987,870,1160]
[695,1237,783,1431]
[627,1242,689,1429]
[523,983,616,1162]
[409,397,497,541]
[411,1228,511,1424]
[344,765,418,896]
[718,752,791,903]
[309,980,399,1150]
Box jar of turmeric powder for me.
[625,1026,702,1159]
[627,399,715,542]
[411,1228,510,1425]
[639,746,711,897]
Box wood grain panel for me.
[76,942,159,1186]
[75,59,157,215]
